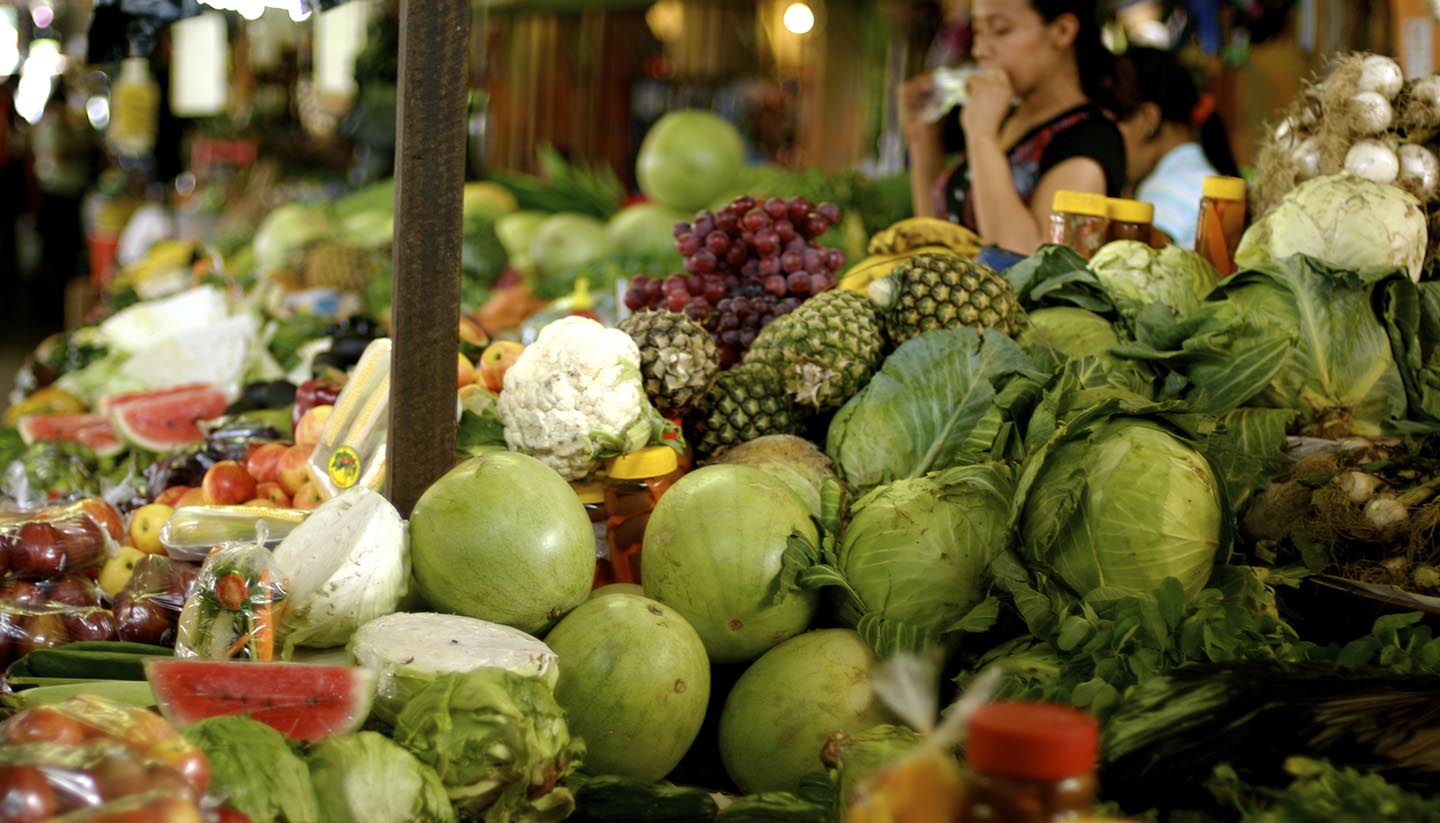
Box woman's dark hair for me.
[1124,46,1240,177]
[1029,0,1134,118]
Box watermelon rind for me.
[144,659,378,742]
[16,413,124,458]
[109,385,230,452]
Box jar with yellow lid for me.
[1047,191,1109,258]
[1105,198,1155,245]
[572,480,611,589]
[1194,176,1247,276]
[602,446,685,585]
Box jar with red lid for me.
[960,701,1100,823]
[601,446,685,585]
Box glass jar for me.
[1047,191,1109,259]
[573,481,611,589]
[602,446,685,585]
[1194,176,1247,276]
[1105,198,1155,244]
[108,57,161,158]
[961,701,1100,823]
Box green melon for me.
[544,594,710,782]
[409,451,595,634]
[641,465,819,664]
[718,629,892,794]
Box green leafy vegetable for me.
[1002,243,1114,313]
[833,464,1012,647]
[1088,240,1221,324]
[308,731,456,823]
[183,715,324,823]
[1207,757,1440,822]
[393,669,584,822]
[1235,173,1428,283]
[1117,255,1412,437]
[825,328,1044,493]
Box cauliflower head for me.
[496,316,662,480]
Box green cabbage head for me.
[1088,240,1221,321]
[1235,173,1427,283]
[394,669,584,822]
[308,731,456,823]
[837,463,1011,641]
[1020,419,1223,602]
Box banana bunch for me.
[866,217,981,257]
[839,218,981,293]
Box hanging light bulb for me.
[782,2,815,35]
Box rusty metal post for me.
[386,0,469,516]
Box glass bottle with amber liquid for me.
[601,446,685,585]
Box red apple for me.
[291,482,322,510]
[154,486,191,508]
[202,461,257,506]
[174,488,207,509]
[293,405,333,448]
[253,482,291,508]
[243,442,287,485]
[76,498,125,543]
[12,522,65,580]
[478,341,525,393]
[276,444,315,497]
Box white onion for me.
[1398,143,1440,200]
[1410,75,1440,109]
[1349,91,1395,134]
[1344,139,1400,184]
[1365,496,1409,532]
[1294,136,1324,179]
[1359,55,1405,100]
[1336,470,1381,504]
[1273,117,1301,153]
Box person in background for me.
[899,0,1132,254]
[1116,45,1240,249]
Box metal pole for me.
[387,0,469,516]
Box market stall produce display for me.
[5,52,1440,823]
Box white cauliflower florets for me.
[496,316,658,480]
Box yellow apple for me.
[99,545,147,598]
[127,503,175,555]
[478,340,525,393]
[294,404,333,448]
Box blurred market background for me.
[0,0,1425,389]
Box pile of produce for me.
[6,71,1440,822]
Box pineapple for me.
[618,310,720,417]
[745,290,885,411]
[689,363,803,457]
[302,242,376,291]
[869,253,1023,346]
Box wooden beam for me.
[387,0,469,516]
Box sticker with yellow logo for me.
[327,446,362,490]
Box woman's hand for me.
[899,73,939,144]
[959,67,1013,141]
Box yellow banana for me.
[838,245,961,293]
[867,217,981,257]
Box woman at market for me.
[899,0,1130,254]
[1116,45,1240,249]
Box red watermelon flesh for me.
[99,383,223,416]
[16,413,123,457]
[110,386,230,452]
[145,659,377,742]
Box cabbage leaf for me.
[1002,243,1116,313]
[825,328,1044,493]
[1116,254,1411,437]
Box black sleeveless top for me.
[934,103,1126,231]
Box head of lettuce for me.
[393,669,585,822]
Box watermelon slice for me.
[16,413,123,457]
[98,382,222,416]
[145,659,377,742]
[109,385,230,452]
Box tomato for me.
[0,764,58,823]
[91,756,148,803]
[147,738,209,796]
[121,707,179,750]
[2,707,87,745]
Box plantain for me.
[866,217,981,257]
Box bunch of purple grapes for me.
[623,195,845,366]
